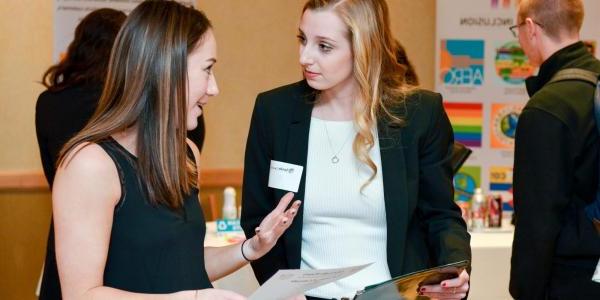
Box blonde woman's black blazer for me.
[241,80,471,284]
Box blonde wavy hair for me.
[303,0,416,189]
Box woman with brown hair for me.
[37,8,210,299]
[241,0,470,299]
[52,1,300,299]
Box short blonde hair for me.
[518,0,584,39]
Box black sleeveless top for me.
[99,138,212,293]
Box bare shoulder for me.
[54,142,121,206]
[60,142,113,170]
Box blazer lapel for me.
[280,82,314,269]
[378,119,409,277]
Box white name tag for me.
[268,160,303,193]
[593,258,600,283]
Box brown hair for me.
[518,0,584,40]
[303,0,415,189]
[58,0,212,209]
[42,8,126,92]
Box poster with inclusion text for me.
[436,0,600,208]
[54,0,194,61]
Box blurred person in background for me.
[509,0,600,298]
[35,9,126,299]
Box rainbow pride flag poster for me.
[443,102,483,148]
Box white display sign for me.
[435,0,600,209]
[53,0,194,61]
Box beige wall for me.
[199,0,436,168]
[0,0,53,171]
[0,0,435,172]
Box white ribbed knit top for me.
[300,117,391,299]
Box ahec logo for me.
[440,40,485,86]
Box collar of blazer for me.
[288,79,406,146]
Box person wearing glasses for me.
[509,0,600,298]
[241,0,471,299]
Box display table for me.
[469,228,514,300]
[37,223,514,298]
[206,223,515,299]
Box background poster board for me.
[54,0,194,61]
[435,0,600,212]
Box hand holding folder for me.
[353,260,470,300]
[249,261,469,300]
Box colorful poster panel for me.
[489,166,512,191]
[490,103,523,149]
[453,166,481,202]
[440,40,485,86]
[491,0,513,9]
[489,166,514,212]
[494,41,534,85]
[444,102,483,148]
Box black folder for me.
[451,142,472,175]
[352,260,470,300]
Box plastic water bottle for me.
[471,188,486,231]
[222,187,238,220]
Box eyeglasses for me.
[509,20,544,38]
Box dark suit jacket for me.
[241,80,471,285]
[36,85,102,300]
[510,42,600,299]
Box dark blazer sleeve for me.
[416,93,471,266]
[35,95,56,187]
[240,95,288,284]
[509,107,572,299]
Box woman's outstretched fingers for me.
[249,196,302,260]
[285,200,301,218]
[274,192,295,213]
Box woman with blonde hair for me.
[52,1,300,299]
[241,0,470,299]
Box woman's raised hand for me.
[243,192,301,261]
